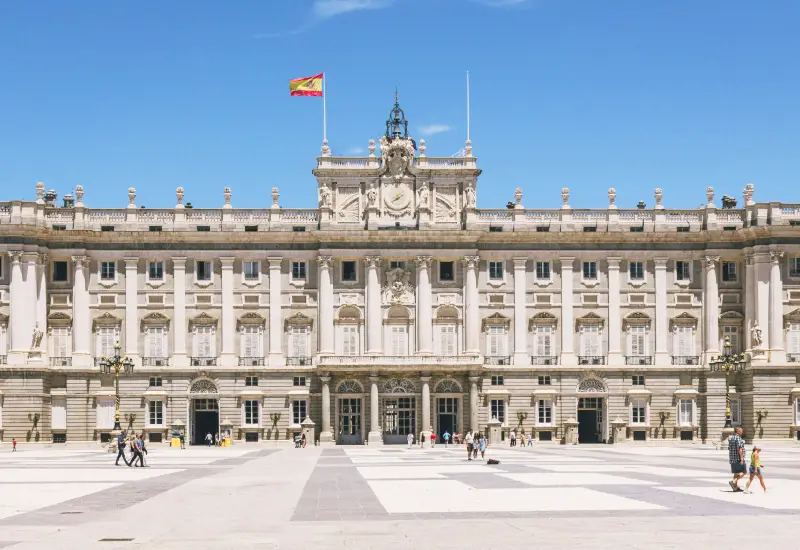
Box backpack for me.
[487,458,500,465]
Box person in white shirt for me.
[407,432,414,448]
[465,430,474,461]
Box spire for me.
[385,92,408,141]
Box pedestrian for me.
[205,432,213,447]
[12,438,17,452]
[407,432,414,448]
[301,433,307,448]
[527,433,533,447]
[115,432,129,466]
[430,432,436,448]
[479,432,487,459]
[419,431,424,447]
[140,435,148,467]
[509,429,516,448]
[179,432,185,449]
[443,430,451,447]
[465,430,474,461]
[727,426,747,492]
[745,446,767,493]
[215,432,220,447]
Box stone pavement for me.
[0,443,799,549]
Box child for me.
[745,446,766,493]
[12,438,17,451]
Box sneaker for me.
[733,485,743,492]
[728,481,737,491]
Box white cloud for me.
[419,124,452,136]
[347,146,366,154]
[312,0,394,20]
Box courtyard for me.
[0,443,799,549]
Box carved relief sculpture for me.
[750,321,763,349]
[319,184,332,208]
[383,267,415,305]
[464,186,476,208]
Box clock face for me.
[384,185,412,211]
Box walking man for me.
[728,426,747,492]
[443,430,451,447]
[12,438,17,452]
[115,432,129,466]
[131,434,145,467]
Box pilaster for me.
[754,253,771,361]
[317,256,334,355]
[7,251,27,363]
[71,255,92,367]
[704,256,720,361]
[220,257,236,367]
[654,257,669,365]
[769,251,785,363]
[560,257,576,365]
[365,256,382,355]
[415,256,433,355]
[268,258,284,366]
[368,374,382,444]
[513,258,528,365]
[319,374,333,444]
[124,258,140,365]
[172,258,188,367]
[606,258,622,366]
[420,375,432,448]
[469,375,480,432]
[463,255,480,355]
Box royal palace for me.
[1,102,800,447]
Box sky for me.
[1,0,799,210]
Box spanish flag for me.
[289,73,323,97]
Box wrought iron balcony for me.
[531,356,558,365]
[672,355,700,365]
[239,357,265,366]
[190,357,217,367]
[578,355,606,365]
[142,357,169,366]
[485,356,511,365]
[788,354,800,363]
[317,355,483,367]
[625,356,653,365]
[287,356,313,366]
[50,356,72,366]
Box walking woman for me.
[479,433,487,459]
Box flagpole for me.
[466,70,470,142]
[323,73,327,143]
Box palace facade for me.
[2,102,800,446]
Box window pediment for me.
[576,312,604,329]
[784,308,800,327]
[434,378,463,393]
[482,312,510,331]
[623,312,651,330]
[141,312,170,328]
[47,312,73,327]
[285,312,313,330]
[719,310,744,326]
[336,379,364,394]
[335,306,363,325]
[433,305,461,324]
[529,312,558,331]
[670,312,698,328]
[190,312,218,328]
[93,312,121,328]
[237,312,265,330]
[385,305,412,325]
[382,378,416,394]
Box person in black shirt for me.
[115,432,130,466]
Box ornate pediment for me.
[577,370,607,393]
[784,308,800,327]
[529,312,557,330]
[482,312,510,331]
[382,378,416,394]
[188,378,218,395]
[285,312,313,330]
[47,312,73,327]
[383,268,414,305]
[141,312,170,328]
[719,310,744,326]
[670,312,698,327]
[336,379,364,394]
[93,312,122,328]
[434,378,463,394]
[576,312,605,328]
[623,311,651,329]
[335,306,362,324]
[237,312,265,329]
[189,312,218,328]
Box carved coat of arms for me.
[382,268,415,305]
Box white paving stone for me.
[659,480,800,509]
[357,465,505,479]
[0,482,120,520]
[499,472,654,486]
[0,468,183,483]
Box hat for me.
[752,445,761,451]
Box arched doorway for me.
[381,378,417,444]
[434,379,463,443]
[335,380,364,445]
[576,376,607,444]
[188,378,220,445]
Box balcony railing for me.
[531,356,558,366]
[239,357,265,366]
[625,356,653,365]
[578,356,606,365]
[287,356,313,366]
[485,356,511,365]
[143,357,169,366]
[191,357,217,367]
[50,356,72,366]
[788,354,800,363]
[0,355,6,365]
[317,355,483,367]
[672,355,700,365]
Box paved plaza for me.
[0,443,799,549]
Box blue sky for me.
[1,0,798,209]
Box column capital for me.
[71,255,90,268]
[607,257,621,269]
[559,257,575,269]
[469,375,480,383]
[268,258,282,269]
[703,255,720,269]
[770,251,784,264]
[654,257,669,268]
[220,257,235,268]
[461,255,480,269]
[319,374,331,383]
[513,258,527,269]
[415,255,432,268]
[369,374,379,382]
[419,375,431,383]
[37,252,48,265]
[7,250,23,263]
[317,255,333,269]
[363,256,381,269]
[744,253,755,266]
[172,257,187,268]
[124,257,139,269]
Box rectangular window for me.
[289,326,308,358]
[676,261,691,281]
[194,326,214,357]
[791,258,800,278]
[537,399,553,425]
[674,326,695,356]
[629,261,644,281]
[146,326,166,358]
[788,323,800,354]
[730,398,741,426]
[629,325,646,356]
[241,326,261,357]
[488,261,503,280]
[538,375,551,386]
[342,325,359,356]
[679,398,694,426]
[722,326,740,354]
[53,261,68,282]
[96,398,115,430]
[535,326,553,357]
[632,375,645,386]
[486,326,506,357]
[52,327,69,357]
[51,397,67,430]
[148,400,164,426]
[341,261,357,282]
[582,261,597,280]
[579,325,601,356]
[292,400,308,425]
[490,375,504,386]
[535,261,551,280]
[291,261,306,281]
[439,324,456,355]
[196,260,211,281]
[389,261,406,270]
[96,326,116,358]
[389,325,408,356]
[631,399,646,425]
[490,399,505,423]
[244,261,260,281]
[149,377,162,387]
[100,261,116,281]
[722,261,737,282]
[148,261,164,281]
[293,376,306,387]
[439,261,454,281]
[244,400,259,426]
[245,376,258,387]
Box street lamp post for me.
[99,340,134,438]
[709,336,747,429]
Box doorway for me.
[337,398,363,445]
[577,397,604,444]
[382,397,416,444]
[191,398,219,445]
[436,397,459,443]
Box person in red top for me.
[430,432,436,448]
[12,438,17,452]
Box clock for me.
[384,184,412,211]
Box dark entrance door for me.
[438,414,454,443]
[577,410,598,444]
[192,398,219,445]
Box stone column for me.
[755,254,771,355]
[36,254,48,360]
[365,256,382,354]
[220,257,235,367]
[72,256,91,366]
[172,258,188,367]
[268,258,283,366]
[317,256,334,355]
[469,375,479,432]
[463,256,480,354]
[124,258,139,363]
[607,258,622,366]
[769,252,785,362]
[560,257,576,365]
[420,375,432,448]
[744,254,755,352]
[415,256,433,354]
[319,375,333,443]
[368,375,381,444]
[8,252,30,362]
[513,258,528,365]
[704,256,720,359]
[654,258,669,365]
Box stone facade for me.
[1,104,800,446]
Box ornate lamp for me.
[709,336,746,428]
[99,340,134,433]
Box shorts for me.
[749,465,762,476]
[730,462,746,475]
[467,443,474,452]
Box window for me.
[96,326,116,358]
[245,225,258,232]
[632,375,645,386]
[146,326,166,358]
[196,260,211,281]
[51,397,67,430]
[52,327,70,357]
[292,400,308,424]
[631,399,646,425]
[439,325,456,355]
[628,325,647,356]
[244,400,259,426]
[292,261,306,281]
[788,323,800,355]
[490,399,505,423]
[722,261,737,282]
[676,261,691,281]
[722,326,740,354]
[193,326,215,358]
[342,325,359,356]
[488,261,503,280]
[149,226,162,232]
[674,326,695,357]
[148,261,164,281]
[791,258,800,278]
[677,226,690,233]
[341,261,357,282]
[537,400,553,425]
[534,326,553,357]
[244,261,260,281]
[96,398,115,430]
[149,377,162,387]
[582,261,597,280]
[389,261,406,270]
[53,261,68,282]
[241,326,261,358]
[730,398,741,426]
[148,401,164,426]
[629,261,644,281]
[579,325,601,356]
[196,225,210,232]
[289,326,309,358]
[293,376,306,387]
[389,325,408,356]
[245,376,258,387]
[486,326,507,357]
[490,375,504,386]
[538,375,551,386]
[439,261,454,281]
[535,261,551,280]
[100,261,116,281]
[678,399,694,426]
